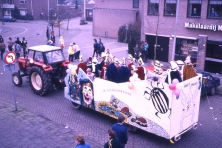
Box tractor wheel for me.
[29,66,51,96]
[210,87,216,96]
[12,72,23,87]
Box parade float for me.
[64,60,202,142]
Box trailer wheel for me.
[12,72,23,87]
[29,66,51,96]
[126,124,138,133]
[72,102,81,109]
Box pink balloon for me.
[128,82,134,89]
[173,89,180,96]
[66,69,71,74]
[172,79,179,84]
[169,83,176,90]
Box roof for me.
[28,45,61,52]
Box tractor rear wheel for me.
[12,72,23,87]
[29,66,51,96]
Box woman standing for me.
[74,134,91,148]
[0,42,6,60]
[7,37,14,51]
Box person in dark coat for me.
[92,39,98,57]
[21,37,28,57]
[112,115,128,148]
[165,61,182,84]
[0,42,6,60]
[0,35,4,43]
[104,129,121,148]
[106,62,118,83]
[15,37,21,45]
[51,35,55,44]
[118,57,131,83]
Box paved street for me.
[0,18,222,148]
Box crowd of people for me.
[0,35,28,60]
[74,115,128,148]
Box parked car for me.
[1,16,16,22]
[201,72,221,96]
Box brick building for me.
[93,0,222,74]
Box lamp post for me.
[125,24,129,43]
[172,0,180,61]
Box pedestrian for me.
[40,12,44,19]
[7,37,14,51]
[143,41,149,62]
[15,37,21,45]
[59,36,65,52]
[51,34,55,44]
[46,26,50,41]
[47,40,54,46]
[14,42,22,60]
[0,35,4,43]
[0,42,6,60]
[68,43,74,62]
[134,44,140,62]
[92,39,98,57]
[98,38,102,47]
[112,115,128,148]
[21,37,28,57]
[98,43,105,57]
[73,42,80,60]
[104,129,121,148]
[74,134,91,148]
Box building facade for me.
[141,0,222,74]
[93,0,140,38]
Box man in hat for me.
[117,57,131,83]
[136,58,146,80]
[77,55,88,74]
[128,54,135,70]
[92,57,99,77]
[165,61,182,84]
[100,57,108,79]
[182,55,197,81]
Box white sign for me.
[185,22,222,31]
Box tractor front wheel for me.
[29,66,51,96]
[12,72,23,87]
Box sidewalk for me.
[0,99,103,148]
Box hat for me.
[170,61,178,70]
[184,55,191,64]
[138,58,144,66]
[79,55,83,62]
[128,54,134,61]
[130,65,137,71]
[154,60,163,67]
[92,57,98,63]
[70,43,73,46]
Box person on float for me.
[86,57,93,70]
[153,60,163,75]
[100,57,109,79]
[76,55,88,74]
[165,61,182,84]
[182,55,197,81]
[117,57,131,83]
[105,48,113,59]
[128,54,135,70]
[92,57,99,77]
[130,65,139,82]
[136,57,146,80]
[97,52,106,71]
[86,68,95,81]
[106,58,120,83]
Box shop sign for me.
[185,22,222,32]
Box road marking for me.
[3,25,28,39]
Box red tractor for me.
[12,45,69,96]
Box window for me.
[148,0,159,15]
[187,0,202,17]
[208,0,222,18]
[20,0,26,4]
[133,0,139,8]
[164,0,177,16]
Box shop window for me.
[206,41,222,60]
[20,0,26,4]
[148,0,159,15]
[164,0,177,16]
[133,0,139,8]
[174,38,198,62]
[207,0,222,18]
[3,0,13,4]
[187,0,202,17]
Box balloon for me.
[66,69,70,74]
[173,89,180,96]
[129,77,134,82]
[71,70,76,76]
[128,82,134,89]
[172,79,179,84]
[169,83,176,90]
[176,83,183,90]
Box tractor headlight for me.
[29,59,34,63]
